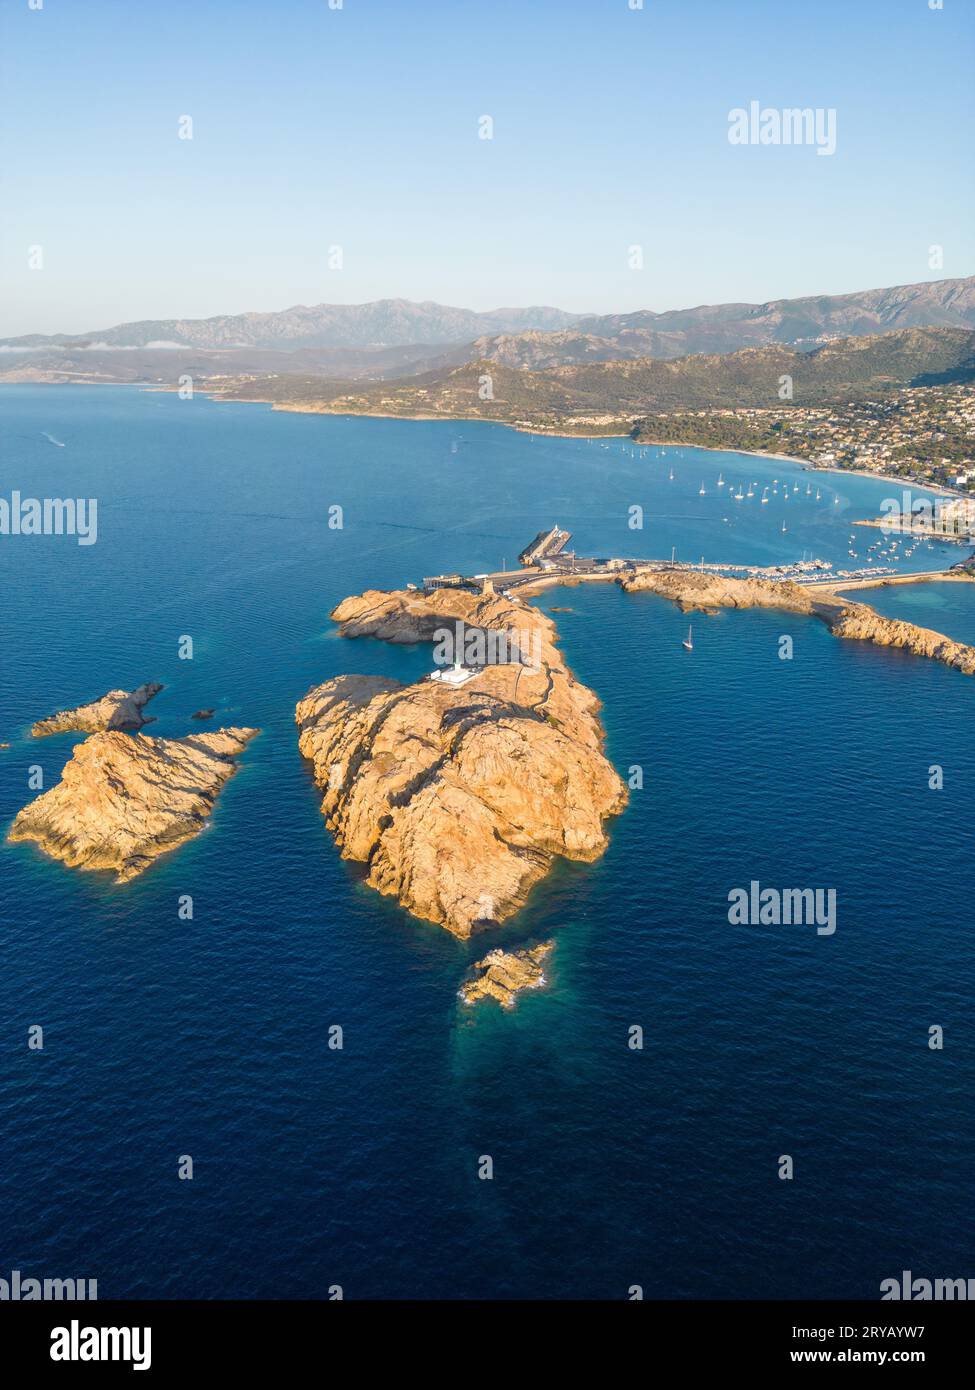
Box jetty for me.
[808,567,967,593]
[518,525,572,567]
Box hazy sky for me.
[1,0,973,336]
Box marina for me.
[420,524,962,598]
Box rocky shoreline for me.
[619,570,975,676]
[621,569,818,613]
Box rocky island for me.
[460,942,554,1009]
[296,587,626,937]
[8,727,259,881]
[31,682,163,737]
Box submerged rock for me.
[297,587,626,937]
[8,727,259,881]
[191,708,216,720]
[31,682,163,737]
[460,942,554,1009]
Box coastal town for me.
[643,382,975,493]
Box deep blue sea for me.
[1,386,973,1300]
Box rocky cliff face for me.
[460,943,554,1008]
[297,588,626,937]
[31,682,163,737]
[8,728,259,881]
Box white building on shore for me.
[429,661,476,687]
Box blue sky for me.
[1,0,973,335]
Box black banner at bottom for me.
[1,1298,970,1374]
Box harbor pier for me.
[419,525,960,598]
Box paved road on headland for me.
[807,568,961,593]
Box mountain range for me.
[2,300,578,353]
[3,276,974,386]
[211,326,975,428]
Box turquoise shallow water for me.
[1,386,973,1299]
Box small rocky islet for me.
[460,942,554,1009]
[30,681,164,737]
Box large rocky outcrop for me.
[8,728,259,881]
[460,942,554,1009]
[619,568,975,676]
[620,569,817,614]
[31,682,163,737]
[329,586,609,750]
[829,603,975,674]
[297,588,626,937]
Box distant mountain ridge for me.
[3,277,974,385]
[477,276,975,367]
[2,299,580,352]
